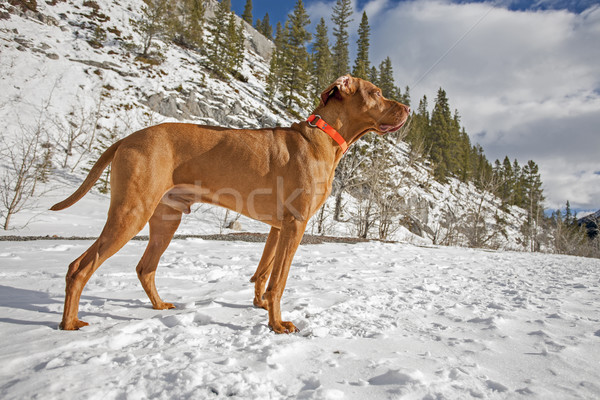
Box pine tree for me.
[471,144,492,188]
[430,88,452,181]
[405,95,429,154]
[352,11,370,80]
[365,66,376,85]
[260,13,273,40]
[242,0,253,24]
[446,109,463,176]
[399,85,411,107]
[521,160,544,251]
[565,200,573,225]
[512,159,524,207]
[312,18,334,105]
[331,0,353,78]
[36,142,53,184]
[456,125,472,182]
[378,57,396,99]
[206,0,231,73]
[281,0,311,109]
[207,1,244,79]
[265,22,286,104]
[169,0,205,48]
[231,16,245,74]
[500,156,514,205]
[132,0,171,58]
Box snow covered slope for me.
[0,0,526,247]
[0,238,599,399]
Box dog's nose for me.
[405,105,411,114]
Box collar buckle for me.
[306,114,349,154]
[307,114,321,128]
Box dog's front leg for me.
[264,217,305,333]
[250,227,280,309]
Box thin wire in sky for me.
[410,3,496,90]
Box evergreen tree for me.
[512,159,524,207]
[368,66,379,85]
[265,22,286,104]
[430,88,452,181]
[132,0,172,57]
[206,0,231,73]
[378,57,396,99]
[36,142,53,184]
[281,0,311,109]
[521,160,544,251]
[405,95,429,150]
[312,18,334,105]
[565,200,573,225]
[168,0,205,48]
[471,144,492,188]
[493,159,502,179]
[242,0,253,24]
[491,155,515,206]
[230,15,245,74]
[501,155,514,204]
[446,109,463,176]
[455,124,472,182]
[331,0,353,77]
[399,85,411,107]
[352,11,370,80]
[207,1,244,78]
[260,13,273,40]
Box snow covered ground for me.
[1,237,599,399]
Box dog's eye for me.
[373,91,381,98]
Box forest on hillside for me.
[1,0,597,257]
[119,0,598,256]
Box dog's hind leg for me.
[60,204,155,330]
[136,203,182,310]
[250,226,280,310]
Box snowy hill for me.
[0,0,527,248]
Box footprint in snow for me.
[368,369,424,386]
[485,379,509,393]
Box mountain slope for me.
[0,0,528,249]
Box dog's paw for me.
[153,302,175,310]
[253,298,269,310]
[59,318,89,330]
[269,321,300,334]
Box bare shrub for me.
[0,122,46,229]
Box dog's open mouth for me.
[377,120,406,134]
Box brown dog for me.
[51,75,410,333]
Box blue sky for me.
[231,0,597,26]
[231,1,600,214]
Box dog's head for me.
[320,75,410,136]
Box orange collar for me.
[307,114,348,154]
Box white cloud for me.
[366,1,600,210]
[304,0,600,210]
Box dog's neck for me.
[309,106,375,151]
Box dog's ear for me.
[320,75,358,106]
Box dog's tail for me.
[50,139,123,211]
